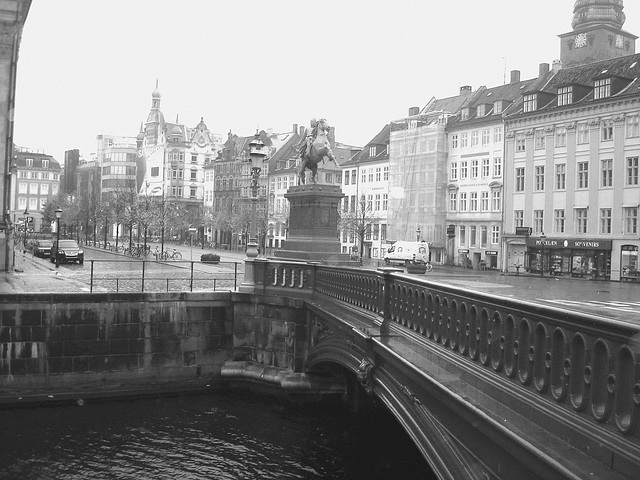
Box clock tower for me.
[559,0,637,67]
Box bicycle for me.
[425,262,433,272]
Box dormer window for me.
[369,146,376,157]
[460,108,470,120]
[523,94,537,113]
[594,78,611,99]
[26,158,33,167]
[557,86,573,106]
[42,159,49,168]
[477,104,486,117]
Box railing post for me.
[377,267,402,333]
[141,261,146,293]
[90,260,94,293]
[190,261,194,292]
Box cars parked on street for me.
[33,239,53,258]
[51,239,84,264]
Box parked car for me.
[33,239,54,258]
[51,239,84,264]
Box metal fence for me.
[80,259,241,293]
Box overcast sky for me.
[12,0,640,163]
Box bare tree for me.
[340,193,380,263]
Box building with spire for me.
[137,82,222,240]
[502,0,640,281]
[559,0,637,67]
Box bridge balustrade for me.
[382,274,640,439]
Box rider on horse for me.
[298,118,319,161]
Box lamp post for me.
[416,226,421,242]
[22,207,29,251]
[54,208,62,268]
[246,132,267,259]
[188,225,197,262]
[539,232,546,276]
[201,222,205,250]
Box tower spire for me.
[571,0,626,30]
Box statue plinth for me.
[273,184,351,264]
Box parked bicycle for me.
[153,246,182,261]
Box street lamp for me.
[539,232,546,276]
[23,207,29,250]
[246,131,267,259]
[201,222,205,250]
[416,226,421,242]
[188,224,197,261]
[54,208,62,268]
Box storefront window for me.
[621,245,639,279]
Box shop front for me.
[526,237,612,279]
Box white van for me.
[384,241,429,265]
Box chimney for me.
[408,106,420,116]
[460,85,472,95]
[539,62,550,77]
[552,59,563,73]
[510,70,521,84]
[300,125,306,136]
[293,123,298,134]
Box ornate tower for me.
[559,0,637,67]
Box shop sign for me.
[515,227,532,236]
[458,249,469,253]
[485,250,498,255]
[525,238,612,250]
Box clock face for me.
[615,34,624,49]
[574,33,587,48]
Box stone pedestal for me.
[273,184,351,264]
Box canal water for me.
[0,391,435,479]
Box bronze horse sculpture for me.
[298,118,337,185]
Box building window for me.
[361,169,366,183]
[534,210,544,234]
[494,127,502,143]
[594,78,611,99]
[481,158,490,177]
[351,170,357,184]
[555,126,567,147]
[515,167,525,192]
[459,192,467,211]
[627,157,639,185]
[601,159,613,187]
[523,94,537,113]
[577,123,589,144]
[368,170,373,182]
[382,194,388,210]
[554,209,565,233]
[575,208,588,234]
[577,162,589,189]
[534,129,545,150]
[451,134,458,149]
[450,162,458,180]
[480,226,488,248]
[325,172,333,183]
[514,210,524,228]
[481,191,489,211]
[190,187,197,198]
[626,115,640,138]
[369,146,376,157]
[493,157,502,177]
[516,133,525,152]
[557,86,573,106]
[460,161,468,179]
[535,165,545,191]
[601,119,614,141]
[491,191,501,211]
[482,129,490,145]
[555,164,566,190]
[477,105,486,117]
[491,226,500,244]
[375,167,381,182]
[459,225,466,246]
[471,131,478,147]
[375,194,381,211]
[190,170,197,180]
[42,159,49,168]
[624,207,637,235]
[343,171,349,185]
[383,166,389,181]
[470,192,478,211]
[470,226,477,247]
[494,102,503,114]
[449,192,457,211]
[600,208,612,234]
[26,158,33,167]
[460,133,468,148]
[471,160,479,178]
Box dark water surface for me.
[0,392,435,479]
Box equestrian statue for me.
[297,118,337,185]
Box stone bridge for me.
[1,260,639,479]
